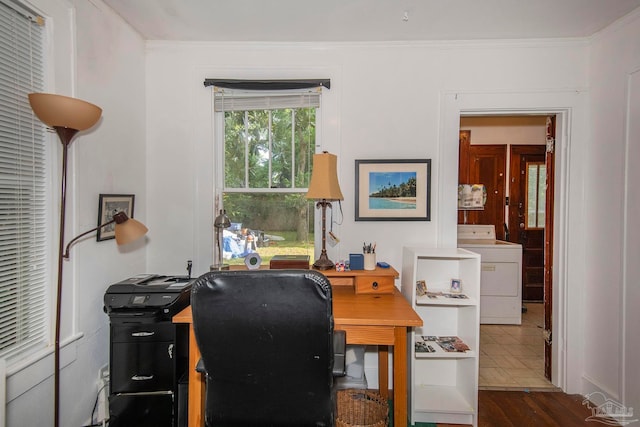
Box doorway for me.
[458,115,555,388]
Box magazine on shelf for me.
[424,291,469,299]
[415,335,470,353]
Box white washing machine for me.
[457,224,523,325]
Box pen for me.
[363,242,376,253]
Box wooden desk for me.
[173,267,422,427]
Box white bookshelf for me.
[401,247,481,427]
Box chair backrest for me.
[191,269,336,427]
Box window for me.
[0,0,48,362]
[214,85,324,264]
[526,162,546,229]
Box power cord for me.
[81,382,109,427]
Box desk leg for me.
[393,327,408,427]
[377,345,389,400]
[187,325,204,427]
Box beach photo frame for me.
[355,159,431,221]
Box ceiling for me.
[101,0,640,42]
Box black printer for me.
[104,274,193,320]
[104,274,194,427]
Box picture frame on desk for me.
[355,159,431,221]
[97,194,135,241]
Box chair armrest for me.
[195,358,206,373]
[333,330,346,377]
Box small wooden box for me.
[269,255,310,269]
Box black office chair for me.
[191,269,345,427]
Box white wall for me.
[145,40,588,275]
[623,67,640,425]
[5,0,147,426]
[587,9,640,412]
[144,39,591,389]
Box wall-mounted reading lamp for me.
[28,93,148,427]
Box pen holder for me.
[363,253,376,270]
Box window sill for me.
[5,332,84,403]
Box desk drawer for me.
[354,276,394,294]
[111,322,175,343]
[111,341,174,393]
[329,277,354,287]
[336,325,395,345]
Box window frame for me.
[213,87,324,205]
[525,161,546,230]
[0,0,50,364]
[213,86,325,263]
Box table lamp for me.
[306,152,344,270]
[28,93,148,427]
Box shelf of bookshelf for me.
[416,295,477,306]
[412,336,476,359]
[412,385,476,425]
[415,349,476,359]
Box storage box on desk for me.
[349,254,364,270]
[269,254,310,269]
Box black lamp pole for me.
[53,126,78,427]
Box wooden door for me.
[543,116,556,381]
[458,131,507,240]
[509,145,546,302]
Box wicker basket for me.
[336,389,389,427]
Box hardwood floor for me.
[437,390,615,427]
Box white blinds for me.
[0,0,47,362]
[213,88,321,112]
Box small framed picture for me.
[450,278,462,294]
[416,280,427,296]
[97,194,135,241]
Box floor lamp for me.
[28,93,148,427]
[306,152,344,270]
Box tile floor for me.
[479,303,557,390]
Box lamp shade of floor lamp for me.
[28,93,147,427]
[306,152,344,270]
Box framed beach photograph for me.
[355,159,431,221]
[97,194,135,241]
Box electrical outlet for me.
[98,364,109,381]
